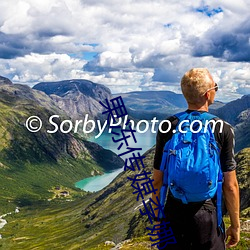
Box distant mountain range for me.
[113,91,187,119]
[32,81,226,121]
[113,91,225,120]
[32,79,249,152]
[2,75,250,153]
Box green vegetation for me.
[235,148,250,214]
[1,207,249,250]
[0,198,89,250]
[224,217,250,250]
[0,83,249,249]
[0,84,123,214]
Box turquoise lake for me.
[75,129,156,192]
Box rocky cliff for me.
[33,79,112,121]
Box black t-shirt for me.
[153,110,237,172]
[154,110,237,210]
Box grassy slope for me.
[1,148,249,249]
[0,100,102,213]
[0,149,154,249]
[0,86,123,214]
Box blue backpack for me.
[159,111,223,228]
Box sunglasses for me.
[203,83,218,95]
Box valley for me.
[0,76,249,249]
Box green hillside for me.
[0,80,249,249]
[1,147,249,249]
[0,83,123,213]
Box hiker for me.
[152,68,240,249]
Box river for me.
[75,129,156,192]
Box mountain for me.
[33,80,224,122]
[1,146,249,249]
[113,91,225,120]
[33,79,111,121]
[0,79,123,212]
[113,91,186,120]
[213,94,250,126]
[209,100,225,110]
[0,77,248,249]
[212,95,250,152]
[0,76,12,85]
[234,108,250,152]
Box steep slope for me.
[235,148,250,213]
[213,94,250,126]
[0,82,123,212]
[234,109,250,152]
[33,79,111,121]
[211,94,250,152]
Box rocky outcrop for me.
[234,109,250,152]
[33,79,111,121]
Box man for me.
[152,68,240,249]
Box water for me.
[75,168,124,192]
[75,129,156,192]
[90,128,156,159]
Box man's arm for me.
[223,170,240,248]
[152,169,163,218]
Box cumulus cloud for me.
[193,18,250,62]
[0,53,87,85]
[0,0,249,101]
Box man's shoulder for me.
[211,116,234,134]
[160,111,234,135]
[160,115,179,132]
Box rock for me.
[105,240,116,247]
[33,79,111,121]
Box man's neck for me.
[187,103,209,112]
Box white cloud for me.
[0,53,87,85]
[0,0,249,101]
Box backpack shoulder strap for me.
[174,111,217,121]
[201,112,217,120]
[173,111,189,121]
[201,112,223,230]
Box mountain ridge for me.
[33,79,111,121]
[0,76,12,85]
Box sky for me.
[0,0,249,102]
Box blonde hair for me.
[181,68,214,104]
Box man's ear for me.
[204,92,209,100]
